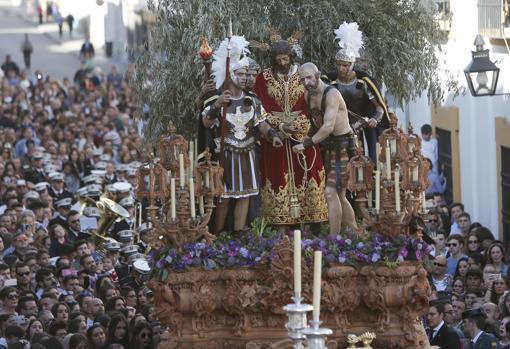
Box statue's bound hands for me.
[367,118,378,128]
[281,123,300,135]
[272,136,283,148]
[292,144,305,153]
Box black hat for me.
[462,308,485,320]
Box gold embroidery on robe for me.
[260,169,328,225]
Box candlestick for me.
[385,140,391,179]
[375,170,380,213]
[395,167,400,213]
[312,251,322,323]
[199,196,204,216]
[189,177,196,218]
[376,143,381,171]
[294,230,301,294]
[179,154,185,188]
[170,178,176,220]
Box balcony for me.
[478,0,510,39]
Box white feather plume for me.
[212,35,251,90]
[334,21,364,59]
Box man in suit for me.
[463,308,500,349]
[427,301,462,349]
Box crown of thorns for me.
[250,26,303,51]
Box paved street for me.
[0,3,127,80]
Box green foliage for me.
[133,0,458,143]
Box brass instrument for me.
[94,197,130,255]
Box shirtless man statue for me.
[293,62,357,235]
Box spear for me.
[219,19,233,167]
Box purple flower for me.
[239,247,249,258]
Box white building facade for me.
[395,0,510,239]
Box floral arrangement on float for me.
[149,224,433,280]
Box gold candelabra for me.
[347,114,430,238]
[135,123,224,248]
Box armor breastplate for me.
[335,80,368,117]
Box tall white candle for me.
[357,167,363,183]
[189,177,196,218]
[368,190,373,208]
[170,178,176,220]
[312,250,322,323]
[293,230,302,295]
[385,140,391,179]
[395,168,400,213]
[375,170,380,213]
[376,143,381,171]
[194,138,198,164]
[199,196,204,216]
[412,167,419,182]
[422,192,427,214]
[166,170,172,186]
[138,204,142,226]
[205,171,210,188]
[390,139,397,154]
[179,154,185,188]
[189,141,194,178]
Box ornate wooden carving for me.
[153,259,431,349]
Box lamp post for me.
[464,35,500,97]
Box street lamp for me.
[464,35,500,97]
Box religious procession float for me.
[135,17,437,349]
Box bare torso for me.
[306,84,351,138]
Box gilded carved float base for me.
[150,238,431,349]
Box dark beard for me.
[275,64,291,75]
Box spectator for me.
[20,35,33,70]
[426,301,461,349]
[130,321,154,349]
[449,203,464,235]
[463,309,499,348]
[421,124,439,174]
[86,323,106,349]
[430,255,451,292]
[486,242,508,274]
[447,234,467,276]
[457,212,472,237]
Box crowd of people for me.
[0,53,164,349]
[419,195,509,348]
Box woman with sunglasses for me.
[465,232,483,255]
[130,321,154,349]
[0,287,18,315]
